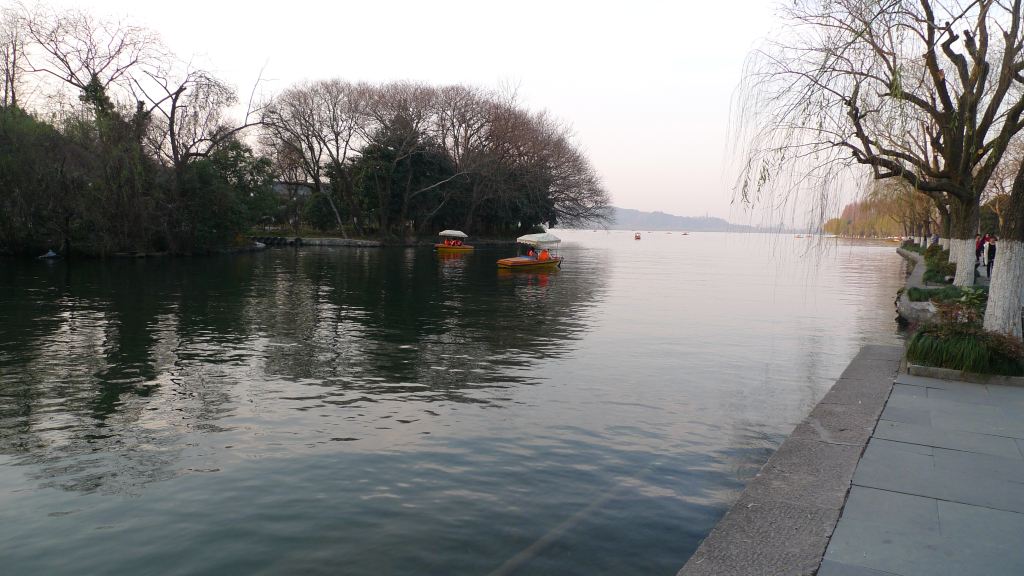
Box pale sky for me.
[60,0,782,220]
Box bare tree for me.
[0,6,25,108]
[22,5,158,102]
[982,136,1024,231]
[133,63,264,177]
[311,79,372,235]
[261,82,342,229]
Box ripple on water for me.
[0,233,905,575]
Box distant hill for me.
[575,207,758,232]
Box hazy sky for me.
[63,0,781,220]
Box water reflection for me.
[0,247,607,496]
[0,234,904,575]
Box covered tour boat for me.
[435,230,474,253]
[497,232,563,269]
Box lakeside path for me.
[678,346,1024,575]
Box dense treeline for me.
[0,5,609,255]
[824,179,1004,240]
[0,103,276,255]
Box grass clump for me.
[901,241,924,254]
[908,323,1024,376]
[906,285,988,308]
[918,243,955,284]
[908,300,1024,376]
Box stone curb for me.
[677,345,903,576]
[907,363,1024,388]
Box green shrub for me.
[957,287,988,310]
[906,285,988,306]
[901,240,925,253]
[907,286,957,302]
[923,266,955,284]
[923,243,944,258]
[919,244,955,284]
[908,323,1024,376]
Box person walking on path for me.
[987,237,997,278]
[975,233,986,265]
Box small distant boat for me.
[795,235,804,238]
[681,232,689,236]
[497,233,563,269]
[435,230,473,253]
[37,249,59,260]
[634,232,641,240]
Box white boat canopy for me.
[438,229,469,238]
[516,232,561,247]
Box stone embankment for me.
[249,236,517,248]
[249,236,383,247]
[894,247,937,325]
[677,346,903,576]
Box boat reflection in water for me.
[497,266,557,288]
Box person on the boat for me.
[526,248,536,258]
[455,239,462,246]
[538,249,550,261]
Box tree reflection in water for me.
[0,247,606,495]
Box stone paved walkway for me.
[819,373,1024,576]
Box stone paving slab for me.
[880,389,1024,439]
[873,420,1023,459]
[825,373,1024,576]
[878,403,932,426]
[818,559,901,575]
[852,438,1024,513]
[893,373,954,389]
[889,384,927,398]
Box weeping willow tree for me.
[735,0,1024,299]
[736,0,1024,338]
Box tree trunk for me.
[983,170,1024,338]
[982,240,1024,338]
[949,199,979,287]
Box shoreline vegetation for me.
[896,243,1024,377]
[0,5,610,259]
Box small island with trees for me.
[0,4,610,258]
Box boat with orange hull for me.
[497,232,563,269]
[497,255,563,269]
[434,229,474,253]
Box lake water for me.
[0,231,905,575]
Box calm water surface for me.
[0,231,905,575]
